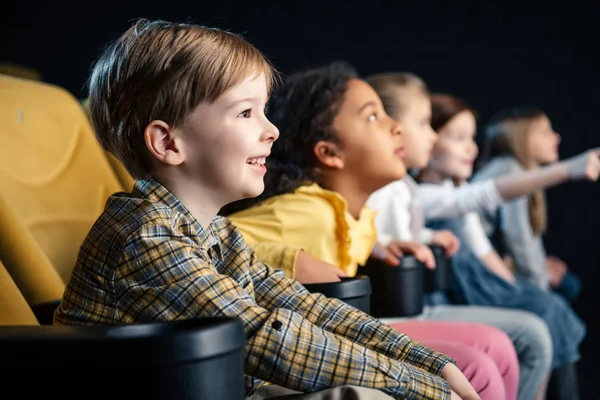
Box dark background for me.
[2,0,599,396]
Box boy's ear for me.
[144,120,185,166]
[314,140,344,169]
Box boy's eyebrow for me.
[358,101,377,113]
[226,97,259,109]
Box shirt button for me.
[271,320,283,331]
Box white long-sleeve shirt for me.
[367,175,505,259]
[416,179,503,220]
[416,180,504,258]
[366,176,435,245]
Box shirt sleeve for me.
[116,223,452,399]
[368,181,416,242]
[417,181,503,220]
[377,231,394,246]
[419,228,435,245]
[228,196,341,272]
[498,198,550,289]
[463,213,493,258]
[246,244,454,396]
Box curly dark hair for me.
[219,61,358,216]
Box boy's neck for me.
[320,174,374,220]
[155,175,221,227]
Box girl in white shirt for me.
[366,73,460,266]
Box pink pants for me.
[389,321,519,400]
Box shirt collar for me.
[132,178,222,254]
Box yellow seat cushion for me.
[0,260,39,325]
[0,74,123,305]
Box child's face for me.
[527,115,560,165]
[331,79,405,192]
[428,110,478,180]
[177,73,279,203]
[394,90,437,169]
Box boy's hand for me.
[441,363,481,400]
[387,240,436,270]
[450,391,464,400]
[431,230,461,257]
[294,250,348,284]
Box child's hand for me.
[371,243,401,266]
[565,148,600,181]
[295,250,348,284]
[387,240,436,270]
[482,252,517,284]
[431,230,461,257]
[546,255,567,288]
[450,390,464,400]
[441,363,481,400]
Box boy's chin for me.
[240,183,265,199]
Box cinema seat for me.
[0,316,247,399]
[0,260,39,326]
[0,74,123,314]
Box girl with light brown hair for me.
[474,106,584,302]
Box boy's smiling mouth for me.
[246,155,268,172]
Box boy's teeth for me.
[248,157,265,165]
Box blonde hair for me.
[89,19,278,179]
[366,72,429,120]
[483,106,548,234]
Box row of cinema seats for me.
[0,74,453,398]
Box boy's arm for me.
[117,225,451,400]
[246,242,454,379]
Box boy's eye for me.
[238,109,252,118]
[368,113,378,122]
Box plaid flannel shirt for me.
[55,179,453,399]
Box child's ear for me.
[144,120,185,166]
[314,140,344,169]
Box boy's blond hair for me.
[89,19,277,179]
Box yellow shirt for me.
[228,183,378,278]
